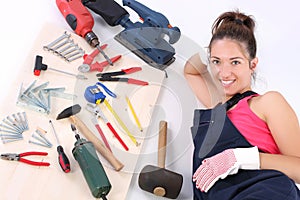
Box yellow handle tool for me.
[126,96,143,132]
[103,99,139,146]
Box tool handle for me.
[107,122,129,151]
[158,120,167,168]
[56,0,93,37]
[83,0,128,26]
[19,157,50,166]
[70,115,124,171]
[93,120,112,152]
[57,145,71,173]
[90,55,122,71]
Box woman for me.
[184,10,300,199]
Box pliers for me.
[96,67,149,86]
[86,103,129,151]
[1,151,50,166]
[78,44,122,73]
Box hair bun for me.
[234,19,244,25]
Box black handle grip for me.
[82,0,128,26]
[57,146,71,173]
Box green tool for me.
[71,124,111,199]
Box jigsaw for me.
[82,0,181,70]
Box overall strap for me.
[226,91,257,110]
[196,90,257,159]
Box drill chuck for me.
[72,136,111,199]
[85,32,113,66]
[85,31,99,48]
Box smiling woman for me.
[184,10,300,200]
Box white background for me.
[1,0,299,199]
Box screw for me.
[3,118,23,133]
[22,112,29,130]
[35,130,52,146]
[0,128,21,135]
[11,114,24,131]
[18,112,28,131]
[0,134,23,139]
[1,137,23,144]
[28,140,52,148]
[0,123,22,134]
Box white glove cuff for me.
[233,146,260,170]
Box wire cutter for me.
[0,151,50,166]
[96,67,149,86]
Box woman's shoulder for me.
[251,91,290,118]
[255,91,286,104]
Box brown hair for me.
[208,10,257,60]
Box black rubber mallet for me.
[138,121,183,199]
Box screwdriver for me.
[56,0,113,66]
[49,120,71,173]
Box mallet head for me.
[138,165,183,199]
[56,104,82,120]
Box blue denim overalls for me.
[191,91,300,200]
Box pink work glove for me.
[193,146,260,192]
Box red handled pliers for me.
[0,151,50,166]
[78,44,122,73]
[96,67,149,86]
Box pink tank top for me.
[227,95,280,154]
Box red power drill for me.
[56,0,113,65]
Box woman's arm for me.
[257,91,300,183]
[184,53,221,108]
[260,153,300,183]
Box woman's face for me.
[209,38,257,98]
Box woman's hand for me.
[193,147,260,192]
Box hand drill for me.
[56,0,113,65]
